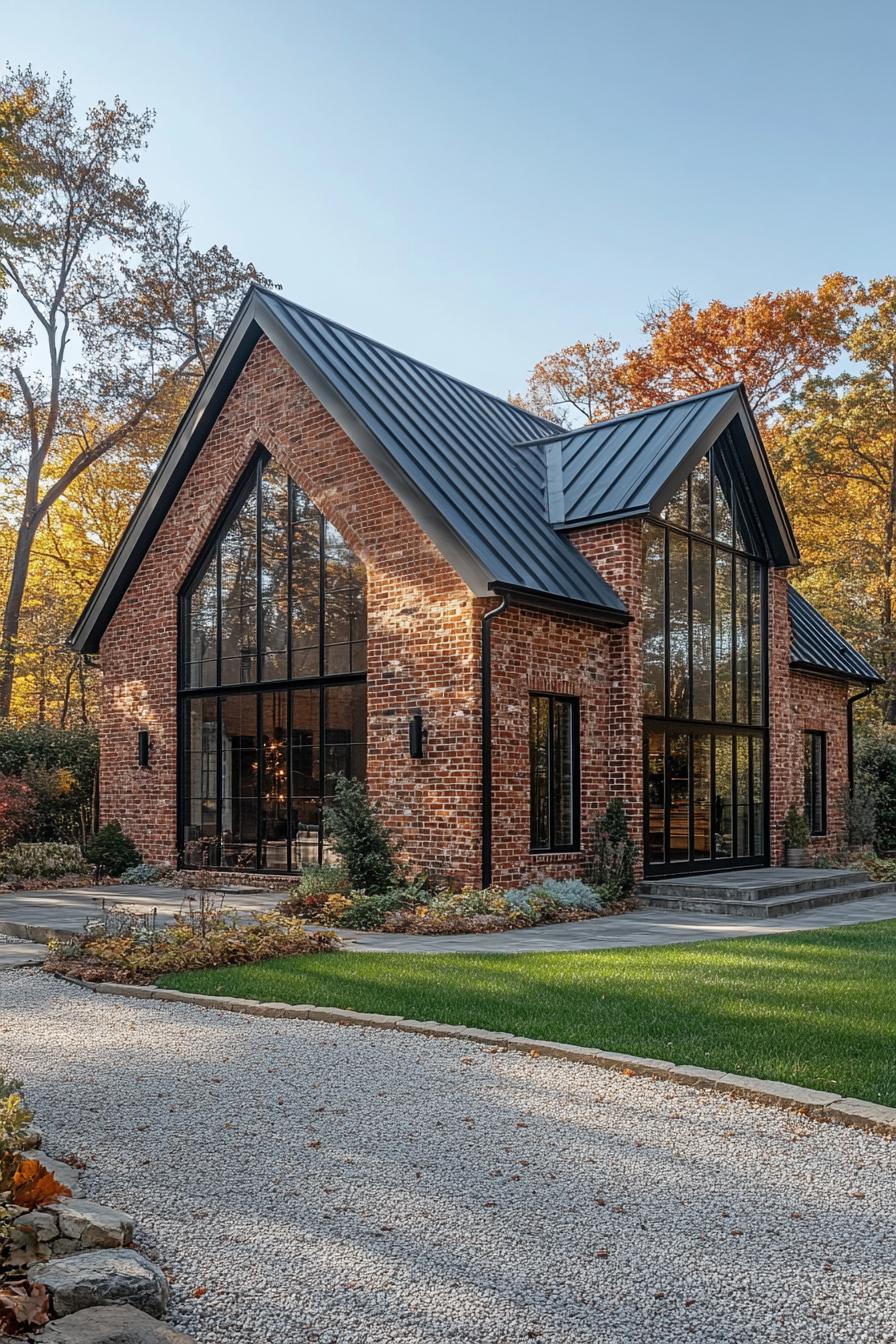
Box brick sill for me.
[532,851,583,864]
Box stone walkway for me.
[0,882,894,958]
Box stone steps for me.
[638,871,895,919]
[639,869,861,902]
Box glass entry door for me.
[641,434,769,875]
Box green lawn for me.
[161,921,896,1105]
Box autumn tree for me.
[774,278,896,720]
[517,276,856,429]
[0,68,271,719]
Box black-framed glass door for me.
[642,434,770,875]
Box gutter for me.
[481,595,508,888]
[847,682,876,788]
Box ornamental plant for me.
[588,799,637,898]
[84,822,141,878]
[0,776,35,849]
[783,803,811,850]
[324,776,400,895]
[0,841,89,879]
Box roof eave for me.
[789,659,883,686]
[492,582,630,626]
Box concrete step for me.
[639,869,862,902]
[639,880,894,919]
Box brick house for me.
[71,286,880,887]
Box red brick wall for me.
[99,337,483,882]
[767,569,850,860]
[486,602,614,887]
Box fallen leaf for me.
[9,1158,71,1210]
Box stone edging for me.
[54,974,896,1138]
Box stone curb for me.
[54,973,896,1138]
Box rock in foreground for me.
[28,1248,168,1319]
[39,1303,194,1342]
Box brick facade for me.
[98,340,855,885]
[767,570,851,860]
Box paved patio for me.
[0,881,894,957]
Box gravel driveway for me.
[1,970,894,1344]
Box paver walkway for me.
[1,882,894,957]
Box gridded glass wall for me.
[642,433,768,872]
[180,455,367,871]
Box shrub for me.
[119,863,169,885]
[0,775,36,849]
[0,841,89,879]
[783,803,811,850]
[324,776,399,894]
[855,728,896,852]
[588,800,637,898]
[284,863,349,911]
[0,724,98,842]
[840,784,877,850]
[84,822,141,877]
[337,890,405,930]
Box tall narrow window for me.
[180,453,367,872]
[529,694,579,852]
[804,731,826,836]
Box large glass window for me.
[641,432,768,871]
[529,694,579,852]
[180,454,367,871]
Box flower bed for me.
[281,869,636,934]
[43,898,339,985]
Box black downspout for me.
[847,682,875,788]
[481,595,508,888]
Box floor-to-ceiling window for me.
[642,432,768,873]
[179,453,367,871]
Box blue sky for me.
[7,0,895,396]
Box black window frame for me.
[177,448,368,872]
[529,692,581,853]
[804,730,827,836]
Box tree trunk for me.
[0,513,38,719]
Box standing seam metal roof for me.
[787,586,881,683]
[261,290,628,613]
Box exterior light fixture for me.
[408,711,427,759]
[137,728,151,768]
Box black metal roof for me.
[788,586,881,684]
[530,384,800,565]
[71,286,629,653]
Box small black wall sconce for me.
[408,711,427,759]
[137,728,151,769]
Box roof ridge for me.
[508,383,744,449]
[252,284,560,438]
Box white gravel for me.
[1,970,894,1344]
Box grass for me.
[160,920,896,1106]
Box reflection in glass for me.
[529,697,549,851]
[692,734,711,860]
[260,692,288,868]
[691,457,712,537]
[668,532,689,717]
[291,489,321,677]
[183,698,218,862]
[750,561,763,724]
[751,737,764,856]
[714,735,733,858]
[664,476,689,528]
[713,465,733,544]
[647,733,665,865]
[735,734,750,857]
[669,735,689,863]
[642,524,665,715]
[714,550,733,721]
[220,693,259,869]
[735,557,749,724]
[260,468,289,681]
[691,540,712,720]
